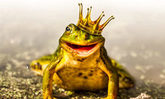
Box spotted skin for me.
[30,46,134,98]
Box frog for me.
[30,3,134,99]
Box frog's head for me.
[60,3,114,57]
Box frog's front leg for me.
[99,48,118,99]
[99,64,118,99]
[43,58,62,99]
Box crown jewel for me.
[77,3,115,35]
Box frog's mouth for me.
[63,42,101,57]
[66,42,96,51]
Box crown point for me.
[101,15,115,30]
[89,7,92,13]
[86,7,92,22]
[86,8,90,18]
[78,3,82,6]
[111,16,115,19]
[77,3,83,25]
[95,11,105,23]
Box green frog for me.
[30,3,134,99]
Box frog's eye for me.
[66,26,71,31]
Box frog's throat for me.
[60,42,103,57]
[77,3,115,35]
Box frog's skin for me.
[30,4,134,99]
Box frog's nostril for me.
[85,34,89,40]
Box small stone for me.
[130,93,151,99]
[162,69,165,73]
[160,74,165,79]
[65,91,74,96]
[135,65,146,73]
[140,75,145,80]
[130,51,137,57]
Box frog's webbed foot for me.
[43,89,58,99]
[103,96,114,99]
[43,93,54,99]
[43,96,57,99]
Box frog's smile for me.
[62,42,102,57]
[66,42,97,52]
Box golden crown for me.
[77,3,115,35]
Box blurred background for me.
[0,0,164,98]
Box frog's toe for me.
[30,60,43,75]
[103,96,116,99]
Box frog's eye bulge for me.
[65,26,72,35]
[66,26,71,31]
